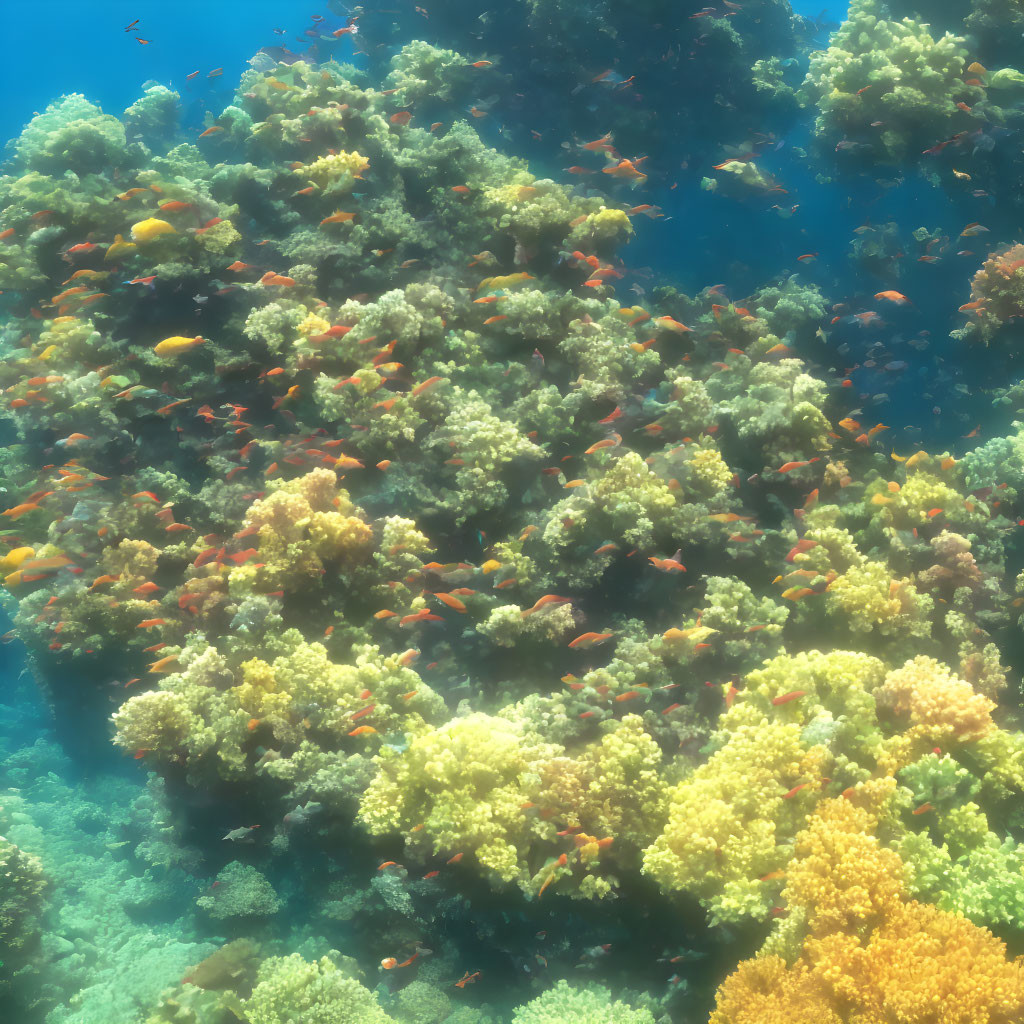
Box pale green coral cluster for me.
[803,0,982,160]
[511,980,655,1024]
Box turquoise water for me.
[3,1,1024,1022]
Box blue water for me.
[0,2,362,145]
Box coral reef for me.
[2,6,1024,1023]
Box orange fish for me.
[648,550,686,573]
[602,157,647,182]
[874,290,912,305]
[1,503,40,519]
[582,131,614,151]
[348,725,378,737]
[432,592,467,612]
[584,434,621,455]
[777,458,820,473]
[521,594,572,616]
[389,111,412,126]
[198,126,224,138]
[399,609,443,626]
[411,376,445,396]
[568,631,614,649]
[783,783,811,799]
[320,210,356,226]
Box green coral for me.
[511,980,655,1024]
[245,953,395,1024]
[195,861,281,918]
[14,94,129,175]
[803,0,982,161]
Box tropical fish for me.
[130,218,176,243]
[154,335,205,357]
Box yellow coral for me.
[643,718,826,923]
[712,793,1024,1022]
[235,469,372,590]
[296,151,369,192]
[826,560,932,639]
[876,656,996,744]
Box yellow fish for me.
[105,233,138,261]
[130,218,176,243]
[480,559,502,574]
[154,335,206,357]
[476,272,535,293]
[0,546,35,573]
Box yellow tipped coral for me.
[876,655,997,745]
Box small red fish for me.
[772,690,806,706]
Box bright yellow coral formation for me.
[358,713,666,897]
[712,794,1024,1023]
[233,468,374,590]
[643,718,825,923]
